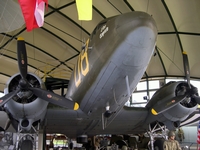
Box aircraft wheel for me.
[154,139,165,150]
[77,135,88,143]
[21,139,33,150]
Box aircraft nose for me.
[116,11,157,45]
[115,12,157,67]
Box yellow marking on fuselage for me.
[81,39,89,76]
[74,39,90,87]
[74,55,81,87]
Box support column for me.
[38,133,43,150]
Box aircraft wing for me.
[45,103,199,138]
[45,105,148,137]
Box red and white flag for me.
[197,121,200,144]
[18,0,48,31]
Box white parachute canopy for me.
[0,0,25,33]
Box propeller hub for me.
[19,79,28,89]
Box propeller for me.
[183,51,191,88]
[0,90,20,107]
[151,51,200,115]
[29,87,79,110]
[0,37,79,110]
[182,51,200,104]
[17,37,27,80]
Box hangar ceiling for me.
[0,0,200,92]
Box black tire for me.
[116,140,128,149]
[77,136,88,143]
[21,139,33,150]
[154,139,165,150]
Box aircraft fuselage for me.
[67,11,157,115]
[65,11,157,133]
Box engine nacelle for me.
[4,73,48,131]
[154,103,197,130]
[145,81,198,130]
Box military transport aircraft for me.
[0,11,200,149]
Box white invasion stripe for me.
[181,113,200,126]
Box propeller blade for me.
[0,126,5,132]
[183,51,191,88]
[17,37,27,79]
[151,95,186,115]
[0,89,20,106]
[4,119,11,131]
[29,87,79,110]
[193,95,200,104]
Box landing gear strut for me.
[15,122,40,150]
[147,122,167,150]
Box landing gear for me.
[20,138,33,150]
[15,122,40,150]
[69,142,73,150]
[147,122,167,150]
[154,139,165,150]
[77,135,88,143]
